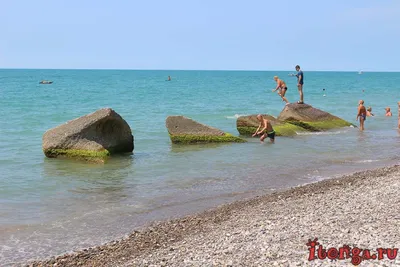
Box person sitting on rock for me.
[366,107,374,117]
[252,114,275,143]
[385,107,392,116]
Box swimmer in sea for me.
[252,114,275,143]
[167,76,171,81]
[385,107,392,116]
[356,100,367,131]
[271,76,289,105]
[366,107,374,117]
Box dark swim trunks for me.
[283,87,288,90]
[361,114,366,120]
[264,130,275,140]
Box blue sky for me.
[1,0,399,71]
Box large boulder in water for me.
[43,108,134,161]
[236,114,306,136]
[166,116,246,144]
[277,103,353,131]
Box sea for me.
[1,69,400,265]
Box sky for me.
[1,0,400,71]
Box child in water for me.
[385,107,392,116]
[366,107,374,117]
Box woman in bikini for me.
[272,76,289,105]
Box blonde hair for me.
[274,76,278,80]
[367,107,372,111]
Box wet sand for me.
[27,165,400,267]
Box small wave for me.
[225,114,247,119]
[298,175,324,181]
[351,159,381,163]
[296,130,349,136]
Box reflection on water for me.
[170,142,237,153]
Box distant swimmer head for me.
[323,88,325,91]
[385,107,391,112]
[367,107,372,111]
[273,76,278,81]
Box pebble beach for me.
[26,164,400,267]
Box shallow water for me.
[1,69,400,265]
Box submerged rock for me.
[236,114,305,136]
[277,103,353,131]
[166,116,246,144]
[42,108,134,161]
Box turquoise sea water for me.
[1,69,400,265]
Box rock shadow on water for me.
[42,154,135,200]
[169,142,241,153]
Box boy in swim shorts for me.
[252,114,275,143]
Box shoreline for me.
[26,164,400,266]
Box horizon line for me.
[1,67,399,73]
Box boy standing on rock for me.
[252,114,275,143]
[289,65,304,104]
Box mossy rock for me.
[236,114,306,136]
[166,116,246,144]
[42,108,134,162]
[286,119,353,131]
[278,103,354,131]
[169,133,246,144]
[44,149,111,163]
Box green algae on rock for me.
[236,114,306,136]
[166,116,246,144]
[42,108,134,161]
[169,133,245,144]
[277,103,354,131]
[44,149,111,162]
